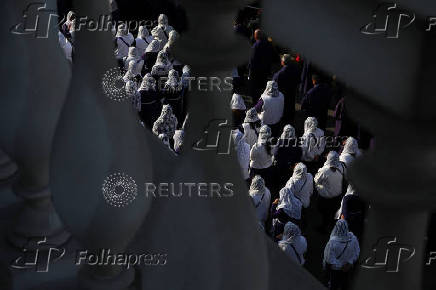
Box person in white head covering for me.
[125,80,141,112]
[114,24,134,66]
[315,151,346,199]
[339,137,361,177]
[173,129,184,154]
[136,26,154,55]
[163,69,183,122]
[249,175,271,226]
[151,25,168,49]
[242,108,262,149]
[285,163,313,209]
[255,80,284,136]
[315,151,347,231]
[181,65,192,90]
[138,73,161,128]
[124,47,144,75]
[271,187,302,238]
[230,93,246,128]
[58,31,73,63]
[278,222,307,265]
[250,125,276,189]
[301,117,326,171]
[273,125,302,189]
[158,14,175,39]
[323,219,360,290]
[232,130,250,181]
[123,60,141,83]
[152,104,178,140]
[61,11,76,42]
[144,40,161,73]
[151,50,173,78]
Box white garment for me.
[323,233,360,270]
[259,92,284,125]
[302,128,325,162]
[286,173,314,208]
[237,142,250,180]
[231,94,246,110]
[250,188,271,224]
[315,166,344,198]
[135,36,154,55]
[279,236,307,265]
[115,34,134,59]
[277,187,302,220]
[242,123,259,149]
[250,143,273,169]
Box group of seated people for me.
[58,11,190,154]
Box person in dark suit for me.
[273,54,301,125]
[248,29,279,103]
[301,74,332,131]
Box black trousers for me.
[328,269,349,290]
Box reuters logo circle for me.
[102,172,137,207]
[102,67,129,102]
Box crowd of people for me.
[232,6,371,290]
[58,11,189,154]
[57,6,372,290]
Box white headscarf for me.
[123,61,139,82]
[258,125,271,145]
[165,69,181,90]
[323,219,360,270]
[155,50,171,66]
[287,163,308,193]
[231,94,247,110]
[280,222,301,244]
[116,23,128,37]
[249,175,266,196]
[244,108,260,123]
[181,65,191,88]
[277,187,302,220]
[152,104,178,138]
[151,25,166,42]
[146,40,161,53]
[65,11,76,32]
[158,14,169,29]
[304,117,318,134]
[280,124,296,140]
[342,137,360,156]
[139,73,156,91]
[324,151,341,170]
[138,25,150,39]
[173,129,184,153]
[263,80,280,97]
